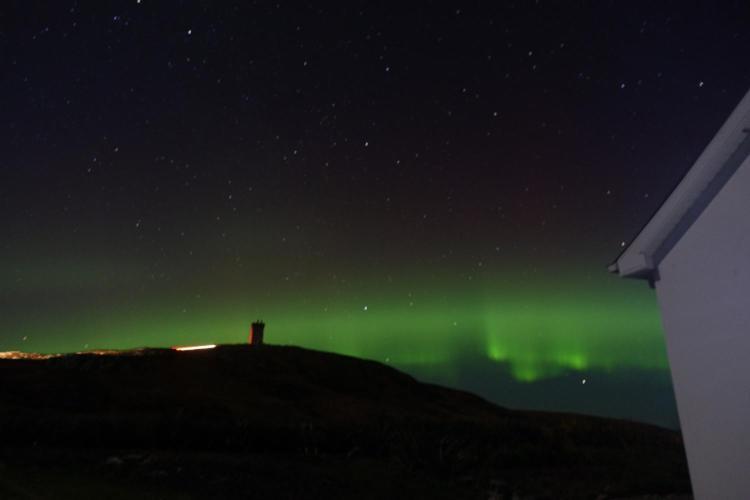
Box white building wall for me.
[655,154,750,500]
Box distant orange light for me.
[172,344,217,352]
[0,351,58,360]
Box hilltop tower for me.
[249,320,265,345]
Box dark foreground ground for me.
[0,344,691,499]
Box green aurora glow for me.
[1,267,667,384]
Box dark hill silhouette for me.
[0,344,690,499]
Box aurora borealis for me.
[5,267,667,381]
[2,254,675,423]
[3,2,750,429]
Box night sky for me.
[3,1,750,427]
